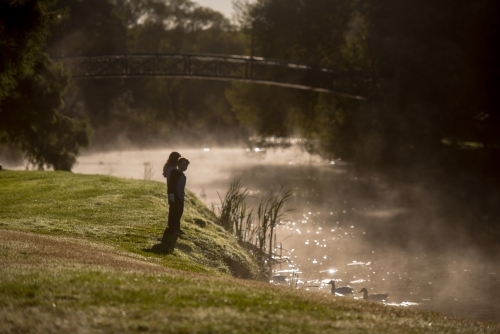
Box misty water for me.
[11,147,499,322]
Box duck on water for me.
[327,280,354,296]
[359,288,389,302]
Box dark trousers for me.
[162,201,184,241]
[169,200,184,231]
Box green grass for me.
[0,170,498,333]
[0,170,260,278]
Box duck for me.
[327,280,354,296]
[359,288,389,302]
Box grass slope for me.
[0,170,498,333]
[0,170,260,278]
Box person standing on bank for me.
[161,152,181,241]
[166,157,190,236]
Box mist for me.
[4,145,494,321]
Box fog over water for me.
[8,146,499,322]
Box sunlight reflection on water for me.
[272,216,499,321]
[10,146,498,322]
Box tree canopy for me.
[0,0,59,100]
[229,0,499,172]
[1,0,498,174]
[0,0,91,171]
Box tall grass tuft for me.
[217,180,292,277]
[235,201,256,244]
[217,179,251,235]
[256,188,292,276]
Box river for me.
[10,146,500,322]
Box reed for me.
[258,188,293,277]
[217,180,292,277]
[256,197,271,262]
[217,179,250,235]
[235,201,256,244]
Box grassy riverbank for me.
[0,170,498,333]
[0,170,260,278]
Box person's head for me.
[177,157,190,172]
[166,151,181,166]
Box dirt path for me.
[0,229,174,273]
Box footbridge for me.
[58,53,367,100]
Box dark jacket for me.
[167,169,186,202]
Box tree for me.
[361,0,500,169]
[229,0,499,172]
[43,0,249,148]
[0,0,60,101]
[0,54,91,170]
[46,0,128,57]
[228,0,369,158]
[44,0,130,133]
[0,0,91,170]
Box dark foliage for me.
[0,0,59,100]
[45,0,249,149]
[231,0,499,174]
[0,54,91,170]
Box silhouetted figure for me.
[163,157,190,238]
[161,152,181,241]
[359,288,389,302]
[327,280,354,296]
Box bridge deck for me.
[57,53,366,100]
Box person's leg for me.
[161,203,175,242]
[167,203,175,229]
[161,227,170,242]
[170,201,182,232]
[177,201,185,233]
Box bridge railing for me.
[58,53,367,99]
